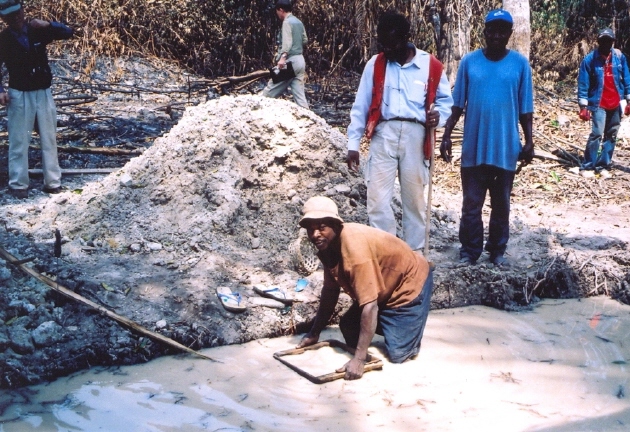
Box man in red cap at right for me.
[577,27,630,178]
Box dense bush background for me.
[22,0,630,86]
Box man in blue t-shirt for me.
[440,9,534,267]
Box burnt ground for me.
[0,56,629,390]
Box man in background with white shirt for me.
[346,11,452,252]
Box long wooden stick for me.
[533,130,580,165]
[57,145,145,156]
[0,143,144,156]
[28,168,118,176]
[0,244,219,362]
[424,128,436,257]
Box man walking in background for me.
[0,0,73,199]
[346,11,452,253]
[577,28,630,178]
[262,0,309,109]
[440,9,534,267]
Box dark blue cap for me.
[598,28,615,40]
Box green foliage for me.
[531,0,567,33]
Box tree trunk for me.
[354,0,380,61]
[503,0,531,60]
[437,0,471,85]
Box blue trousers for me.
[583,106,620,170]
[339,268,433,363]
[459,165,515,261]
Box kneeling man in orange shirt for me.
[297,196,433,380]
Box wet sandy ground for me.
[1,297,629,432]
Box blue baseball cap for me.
[485,9,513,25]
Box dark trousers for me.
[339,269,433,363]
[459,165,515,261]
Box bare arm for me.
[439,106,464,162]
[518,112,534,165]
[336,300,378,380]
[296,284,340,348]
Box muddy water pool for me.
[1,297,629,431]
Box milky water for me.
[1,297,629,432]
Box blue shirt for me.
[347,45,453,151]
[453,49,534,171]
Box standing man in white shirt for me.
[346,11,453,252]
[262,0,308,109]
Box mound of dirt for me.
[38,95,366,261]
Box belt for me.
[382,117,426,126]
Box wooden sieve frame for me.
[273,339,383,384]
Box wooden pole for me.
[0,143,144,156]
[0,245,219,363]
[424,128,436,257]
[28,168,118,176]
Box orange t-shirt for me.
[320,223,429,308]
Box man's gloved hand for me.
[625,104,630,116]
[579,107,591,122]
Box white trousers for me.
[365,120,429,251]
[8,88,61,190]
[262,54,309,109]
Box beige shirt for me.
[320,223,429,309]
